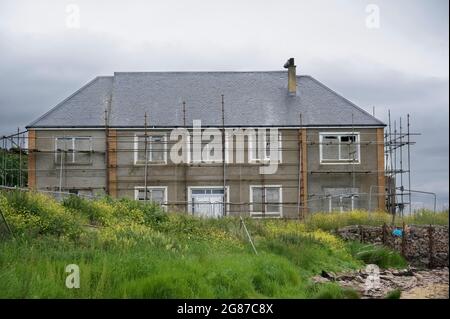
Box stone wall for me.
[334,224,449,268]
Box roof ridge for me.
[113,70,289,75]
[27,77,103,128]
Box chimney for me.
[283,58,296,95]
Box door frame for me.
[187,186,230,217]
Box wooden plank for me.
[301,128,308,217]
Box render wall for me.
[32,130,107,197]
[31,127,384,217]
[115,129,301,218]
[306,128,383,213]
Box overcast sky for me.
[0,0,448,209]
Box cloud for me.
[0,0,448,209]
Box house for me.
[26,58,386,218]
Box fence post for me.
[428,225,434,268]
[401,222,406,257]
[359,225,364,243]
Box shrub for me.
[1,191,82,239]
[385,289,402,299]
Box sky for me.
[0,0,448,209]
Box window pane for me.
[74,138,91,163]
[322,136,339,160]
[252,187,263,212]
[212,189,224,194]
[340,135,357,161]
[56,138,72,151]
[150,189,165,204]
[55,138,72,163]
[266,187,280,213]
[151,136,165,161]
[136,136,147,162]
[137,189,147,200]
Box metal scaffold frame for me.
[0,107,435,217]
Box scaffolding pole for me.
[297,113,302,219]
[221,94,227,216]
[183,101,188,212]
[144,112,149,202]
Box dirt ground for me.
[313,267,449,299]
[401,283,449,299]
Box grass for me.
[310,283,361,299]
[304,210,448,231]
[0,190,435,298]
[385,289,402,299]
[346,242,408,269]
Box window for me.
[55,137,92,164]
[135,187,167,207]
[250,185,282,217]
[323,187,359,212]
[135,134,167,164]
[250,130,282,163]
[320,133,360,163]
[189,186,228,218]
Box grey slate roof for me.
[27,71,385,128]
[28,76,113,128]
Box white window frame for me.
[134,133,168,165]
[187,186,230,214]
[248,129,282,164]
[319,132,360,164]
[134,186,168,210]
[54,136,92,164]
[249,185,283,218]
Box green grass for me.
[0,191,427,298]
[346,242,407,269]
[309,283,361,299]
[385,289,402,299]
[404,209,449,226]
[304,210,448,231]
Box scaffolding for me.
[0,107,432,218]
[384,111,427,218]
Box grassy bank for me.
[0,191,439,298]
[304,210,449,231]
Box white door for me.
[191,188,225,218]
